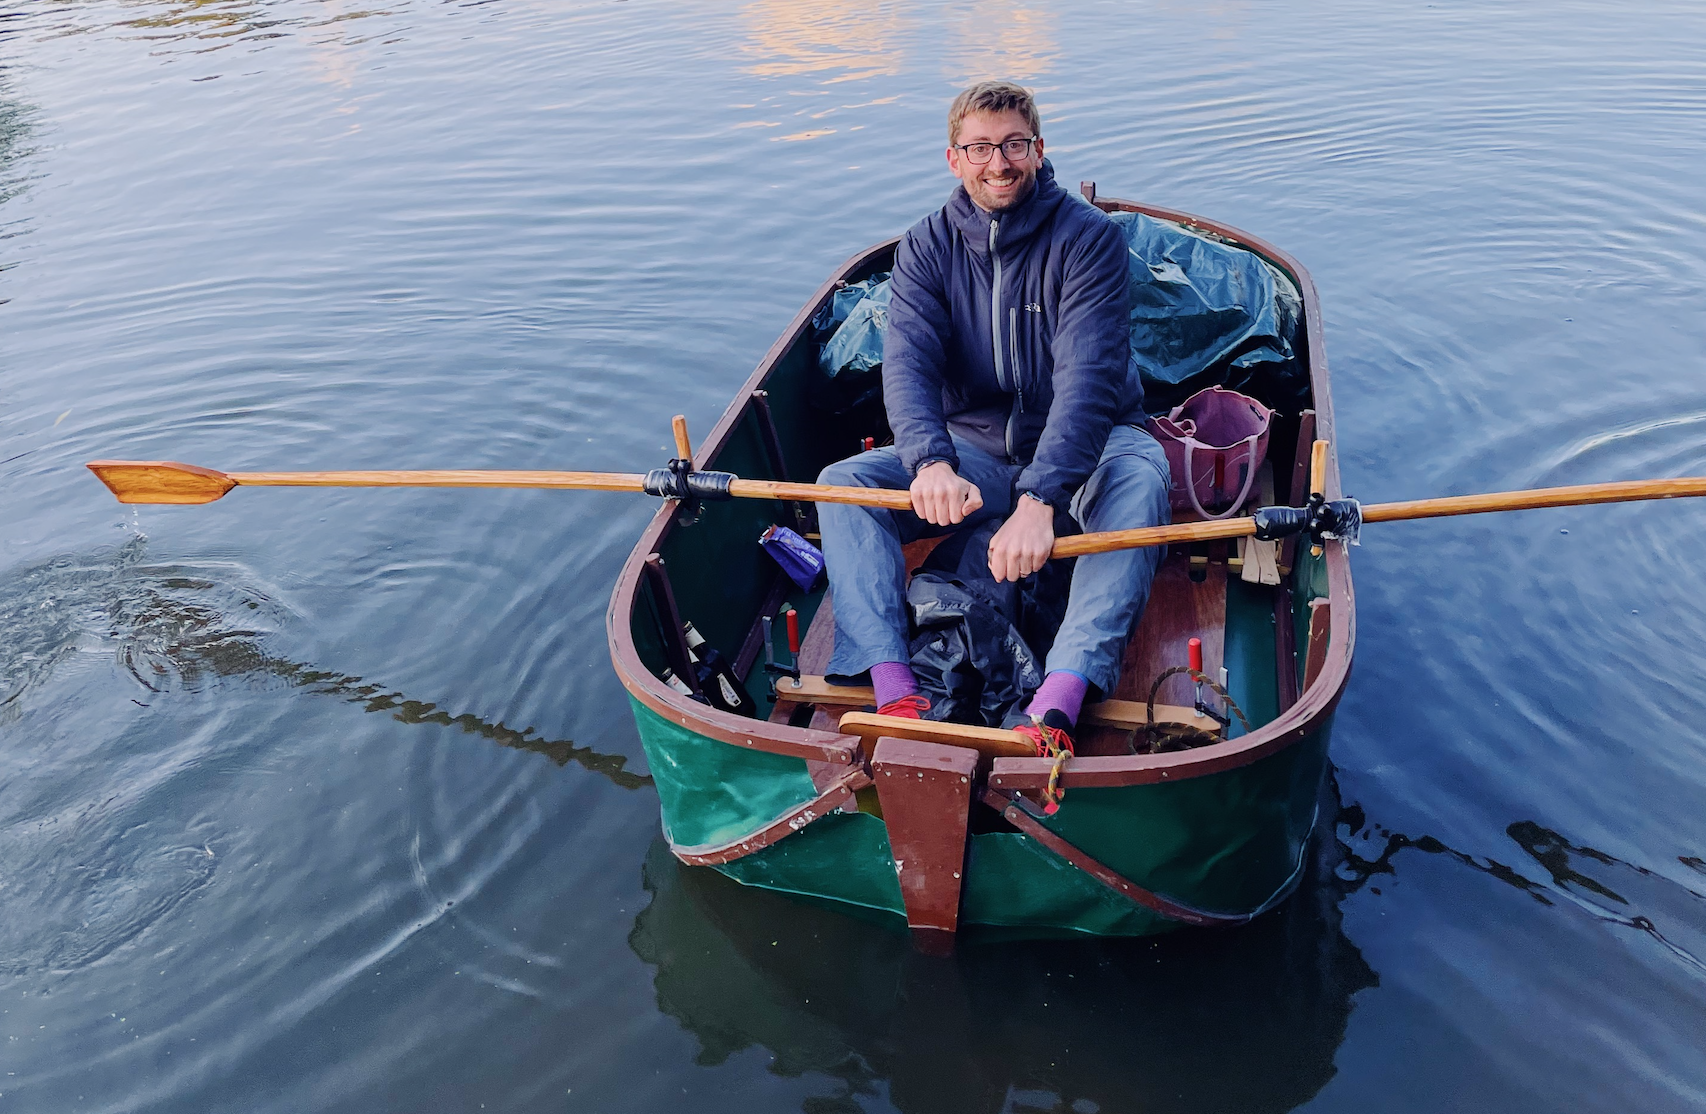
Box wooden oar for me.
[88,412,916,510]
[84,459,915,510]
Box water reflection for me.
[1338,806,1706,974]
[32,0,396,51]
[738,0,1058,90]
[275,661,651,789]
[0,535,648,788]
[740,0,911,82]
[0,65,36,277]
[630,780,1377,1114]
[941,1,1058,84]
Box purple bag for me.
[1146,387,1274,519]
[759,524,826,590]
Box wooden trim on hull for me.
[607,203,1352,796]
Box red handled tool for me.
[1188,637,1207,718]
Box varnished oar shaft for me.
[727,478,910,510]
[1054,475,1706,558]
[237,472,911,508]
[234,469,649,491]
[1361,476,1706,523]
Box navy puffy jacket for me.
[881,159,1143,510]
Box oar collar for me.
[1252,497,1362,545]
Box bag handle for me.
[1180,433,1262,520]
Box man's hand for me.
[988,496,1056,583]
[910,461,983,526]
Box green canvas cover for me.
[629,697,821,852]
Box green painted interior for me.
[1291,543,1330,693]
[628,252,893,687]
[741,584,827,714]
[1223,576,1281,736]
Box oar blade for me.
[87,461,237,505]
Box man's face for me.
[946,108,1044,213]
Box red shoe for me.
[1013,709,1076,758]
[876,693,931,719]
[1014,710,1075,815]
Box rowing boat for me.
[606,183,1354,944]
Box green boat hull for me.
[631,693,1332,936]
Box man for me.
[818,80,1170,755]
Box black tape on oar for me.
[644,461,736,525]
[642,464,736,502]
[1252,498,1361,545]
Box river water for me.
[2,1,1703,1111]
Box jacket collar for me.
[946,159,1066,255]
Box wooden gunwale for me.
[607,199,1354,790]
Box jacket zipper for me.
[989,219,1005,391]
[989,218,1018,461]
[1010,306,1023,414]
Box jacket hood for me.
[946,159,1068,254]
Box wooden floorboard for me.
[1078,550,1229,755]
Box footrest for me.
[793,677,1223,734]
[837,713,1036,758]
[774,675,873,706]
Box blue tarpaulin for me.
[1111,211,1303,412]
[813,214,1304,415]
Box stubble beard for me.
[967,164,1036,213]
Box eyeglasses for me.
[952,137,1037,164]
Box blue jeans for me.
[818,425,1171,696]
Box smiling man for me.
[817,80,1170,757]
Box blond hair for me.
[947,81,1041,145]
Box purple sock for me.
[869,661,918,708]
[1026,670,1089,726]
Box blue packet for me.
[759,524,826,591]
